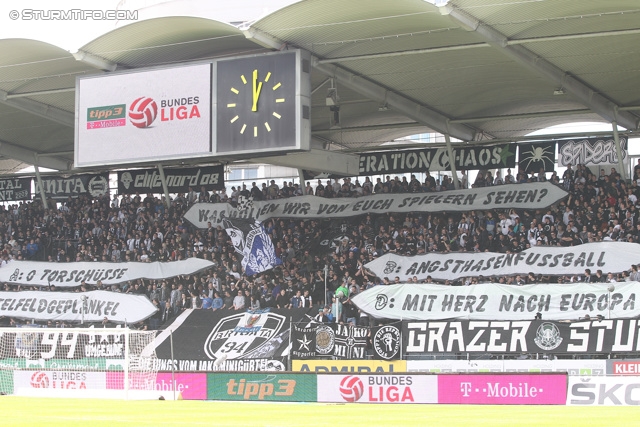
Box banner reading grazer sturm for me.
[150,308,315,372]
[34,173,109,199]
[365,242,639,282]
[0,258,214,287]
[117,165,224,194]
[0,290,156,323]
[558,137,628,167]
[403,318,640,355]
[358,144,516,175]
[352,281,640,321]
[185,182,567,227]
[0,177,31,202]
[291,323,368,360]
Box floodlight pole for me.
[611,122,626,181]
[33,164,48,210]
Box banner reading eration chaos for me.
[352,281,640,321]
[185,182,567,227]
[358,144,516,175]
[117,165,224,194]
[0,258,214,287]
[403,318,640,355]
[365,242,639,282]
[0,290,156,323]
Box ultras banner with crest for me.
[352,282,640,321]
[403,318,640,355]
[291,323,368,360]
[34,173,109,199]
[150,307,315,372]
[184,182,568,227]
[365,242,639,282]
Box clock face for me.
[216,52,297,154]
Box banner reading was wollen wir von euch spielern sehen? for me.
[185,182,568,227]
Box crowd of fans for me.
[1,159,640,329]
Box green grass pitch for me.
[0,398,638,427]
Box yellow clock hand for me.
[252,69,263,112]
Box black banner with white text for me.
[403,318,640,355]
[117,165,224,194]
[0,177,31,201]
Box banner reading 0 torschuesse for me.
[0,258,214,287]
[352,281,640,321]
[0,177,31,202]
[118,165,224,194]
[366,242,639,282]
[150,308,315,372]
[207,373,317,401]
[185,182,567,227]
[34,173,109,199]
[0,290,156,323]
[402,318,640,355]
[358,144,516,175]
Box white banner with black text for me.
[365,242,639,282]
[352,281,640,321]
[0,258,214,287]
[0,290,157,323]
[184,182,567,227]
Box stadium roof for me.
[0,0,638,174]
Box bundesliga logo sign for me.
[128,96,201,128]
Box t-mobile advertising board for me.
[438,374,567,404]
[105,372,207,400]
[317,374,437,404]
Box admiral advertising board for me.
[292,360,406,373]
[567,377,640,406]
[317,374,437,404]
[76,64,212,167]
[151,308,314,372]
[207,373,316,402]
[438,374,567,405]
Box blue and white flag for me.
[223,218,282,276]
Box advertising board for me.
[207,373,316,401]
[291,360,406,373]
[317,374,437,403]
[567,376,640,405]
[438,374,567,404]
